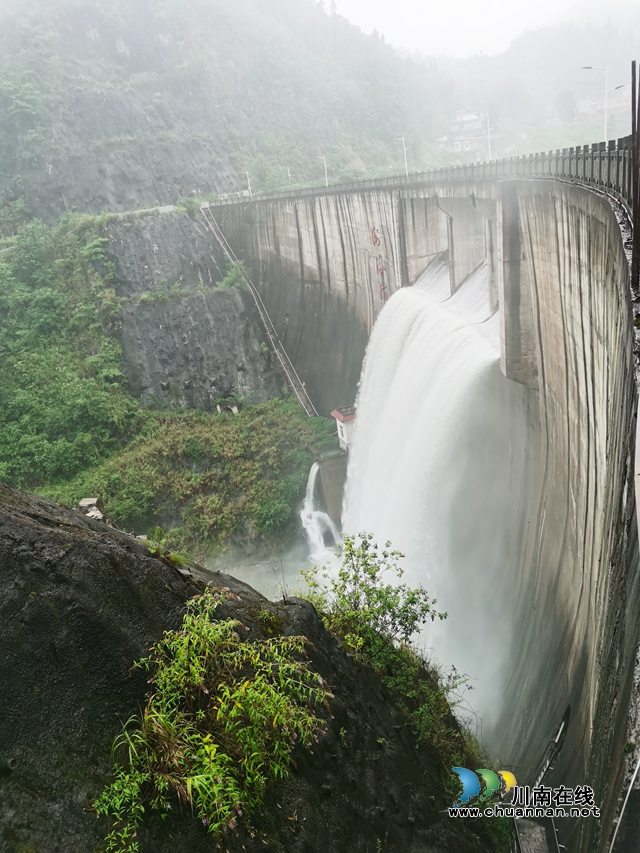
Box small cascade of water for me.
[300,462,341,565]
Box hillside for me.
[0,0,453,223]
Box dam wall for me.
[495,181,639,852]
[213,183,494,415]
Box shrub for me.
[300,534,473,765]
[299,534,514,849]
[215,258,249,291]
[175,196,200,220]
[95,588,331,851]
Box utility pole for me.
[474,113,496,161]
[318,155,329,187]
[287,167,292,185]
[244,171,252,199]
[632,60,640,291]
[395,136,410,177]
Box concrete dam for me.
[205,146,640,853]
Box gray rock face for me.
[0,483,198,852]
[120,288,283,409]
[105,211,225,299]
[104,211,284,409]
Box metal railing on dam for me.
[208,136,634,211]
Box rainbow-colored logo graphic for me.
[451,768,517,806]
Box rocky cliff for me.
[0,484,499,853]
[104,210,284,409]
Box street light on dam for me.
[474,113,497,160]
[395,136,410,177]
[582,63,626,142]
[318,155,330,187]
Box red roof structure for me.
[331,406,356,423]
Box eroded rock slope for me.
[0,484,489,853]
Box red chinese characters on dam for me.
[371,226,388,302]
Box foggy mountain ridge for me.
[0,0,638,224]
[0,0,454,221]
[411,17,639,153]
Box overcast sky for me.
[330,0,630,58]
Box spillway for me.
[343,257,540,731]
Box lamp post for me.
[318,155,329,187]
[395,136,410,177]
[487,124,498,160]
[582,63,621,141]
[474,113,497,160]
[244,171,252,199]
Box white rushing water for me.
[299,462,341,567]
[343,258,539,731]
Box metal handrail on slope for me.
[200,205,319,418]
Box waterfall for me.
[300,462,341,566]
[343,259,539,732]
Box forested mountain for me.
[0,0,453,222]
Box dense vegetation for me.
[45,400,334,551]
[95,587,331,851]
[0,214,333,552]
[96,539,514,852]
[0,215,144,487]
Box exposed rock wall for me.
[105,210,225,298]
[104,211,284,408]
[120,289,283,409]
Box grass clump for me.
[94,588,331,851]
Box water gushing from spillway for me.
[300,462,341,566]
[343,258,539,735]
